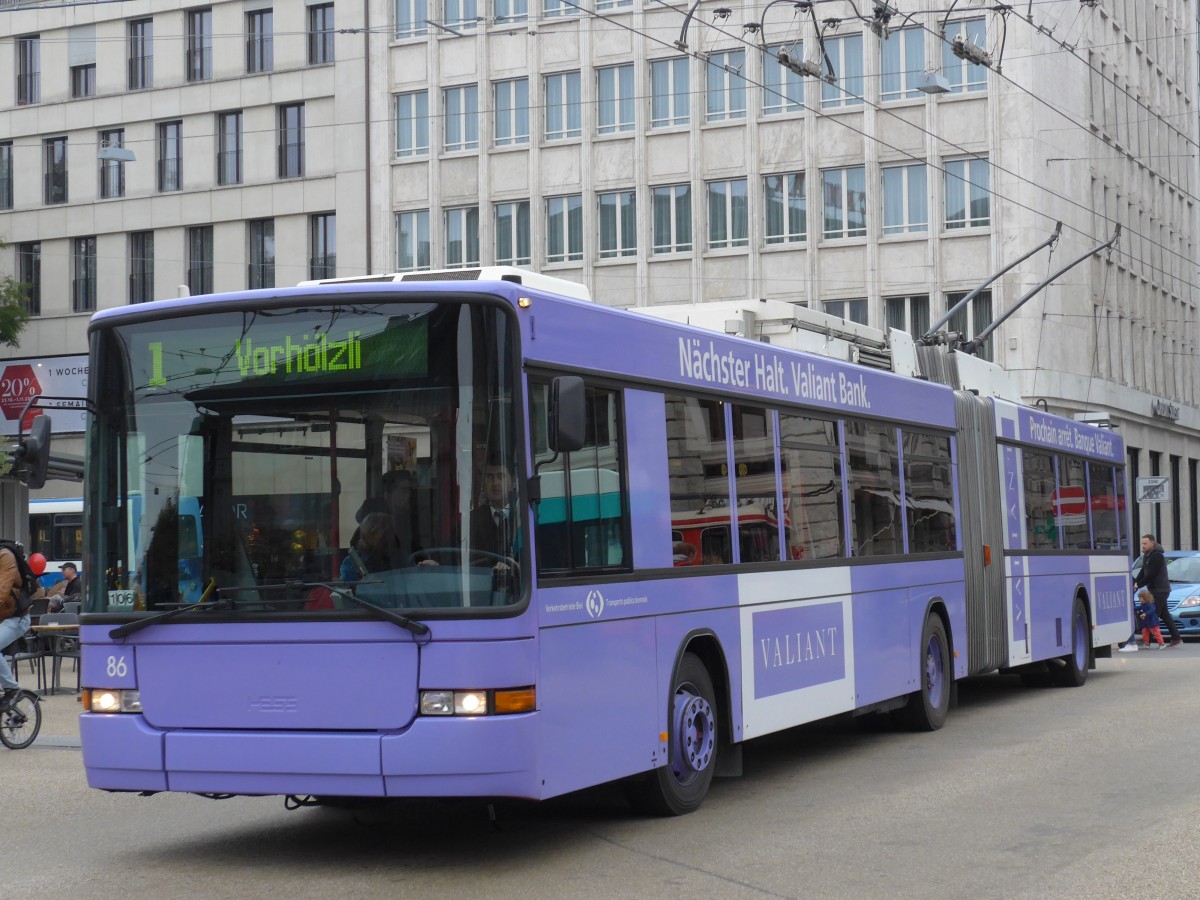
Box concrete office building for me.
[0,0,1197,548]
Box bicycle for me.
[0,690,42,750]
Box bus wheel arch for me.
[899,602,953,732]
[626,632,729,815]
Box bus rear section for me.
[28,497,83,588]
[955,392,1131,682]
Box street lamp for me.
[97,140,135,163]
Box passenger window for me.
[731,404,779,563]
[779,412,843,560]
[1088,462,1119,550]
[531,380,629,574]
[846,420,902,556]
[665,395,732,565]
[1022,449,1059,550]
[902,430,956,553]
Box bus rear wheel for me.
[625,652,717,816]
[1049,597,1089,688]
[899,614,951,732]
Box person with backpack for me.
[0,541,35,710]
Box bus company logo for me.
[585,590,605,619]
[248,695,298,713]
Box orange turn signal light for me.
[983,545,992,567]
[494,687,536,715]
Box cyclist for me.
[0,542,32,711]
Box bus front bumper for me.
[80,712,540,799]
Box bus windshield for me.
[85,297,522,616]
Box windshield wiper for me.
[109,579,230,639]
[297,581,430,637]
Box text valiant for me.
[678,337,871,410]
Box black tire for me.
[0,690,42,750]
[1049,597,1090,688]
[625,653,718,816]
[899,615,952,731]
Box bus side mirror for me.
[17,414,52,490]
[548,376,585,453]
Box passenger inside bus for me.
[339,513,403,582]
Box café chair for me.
[1,632,46,694]
[39,612,80,694]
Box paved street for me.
[7,645,1200,899]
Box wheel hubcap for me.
[925,637,945,710]
[671,686,715,785]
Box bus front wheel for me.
[625,652,717,816]
[899,614,951,732]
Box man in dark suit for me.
[469,456,517,567]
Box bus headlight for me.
[418,688,534,716]
[82,689,142,713]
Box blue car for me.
[1132,551,1200,637]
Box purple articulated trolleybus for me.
[63,268,1129,815]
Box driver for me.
[469,454,519,572]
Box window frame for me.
[396,210,432,271]
[187,225,214,295]
[247,218,276,290]
[127,18,154,90]
[157,120,183,193]
[651,183,693,255]
[43,136,68,205]
[493,79,530,147]
[544,72,583,142]
[881,162,928,236]
[245,8,274,75]
[706,178,749,250]
[396,91,430,158]
[762,44,804,115]
[881,27,925,102]
[597,64,635,135]
[650,58,690,128]
[944,157,990,230]
[99,128,126,200]
[129,231,155,304]
[308,4,335,65]
[598,190,637,259]
[821,33,865,109]
[821,165,867,240]
[186,8,213,83]
[395,0,429,38]
[545,195,584,264]
[445,206,481,269]
[705,50,747,122]
[763,172,806,245]
[309,213,336,280]
[443,84,480,153]
[72,236,97,314]
[278,103,305,179]
[495,201,532,267]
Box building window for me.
[70,64,96,99]
[824,298,867,325]
[17,243,40,316]
[99,129,126,200]
[157,121,182,192]
[129,231,154,304]
[278,103,305,178]
[821,34,864,108]
[762,45,803,115]
[942,18,988,93]
[707,179,749,249]
[881,27,924,101]
[308,4,334,65]
[187,226,214,296]
[495,0,527,23]
[945,290,993,361]
[43,137,67,205]
[128,18,153,90]
[248,219,275,289]
[706,51,746,122]
[396,211,431,271]
[0,143,12,211]
[882,163,927,235]
[217,111,243,186]
[543,0,580,18]
[652,184,692,254]
[546,195,583,263]
[395,92,429,157]
[17,35,39,106]
[597,65,635,134]
[444,85,479,152]
[885,294,929,336]
[445,0,478,30]
[495,201,531,266]
[445,207,480,268]
[598,190,636,259]
[246,9,273,74]
[651,58,689,128]
[186,8,213,82]
[764,173,806,245]
[821,166,866,240]
[945,158,990,229]
[310,213,336,279]
[395,0,428,38]
[596,0,632,10]
[494,79,529,147]
[545,72,582,141]
[72,237,97,313]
